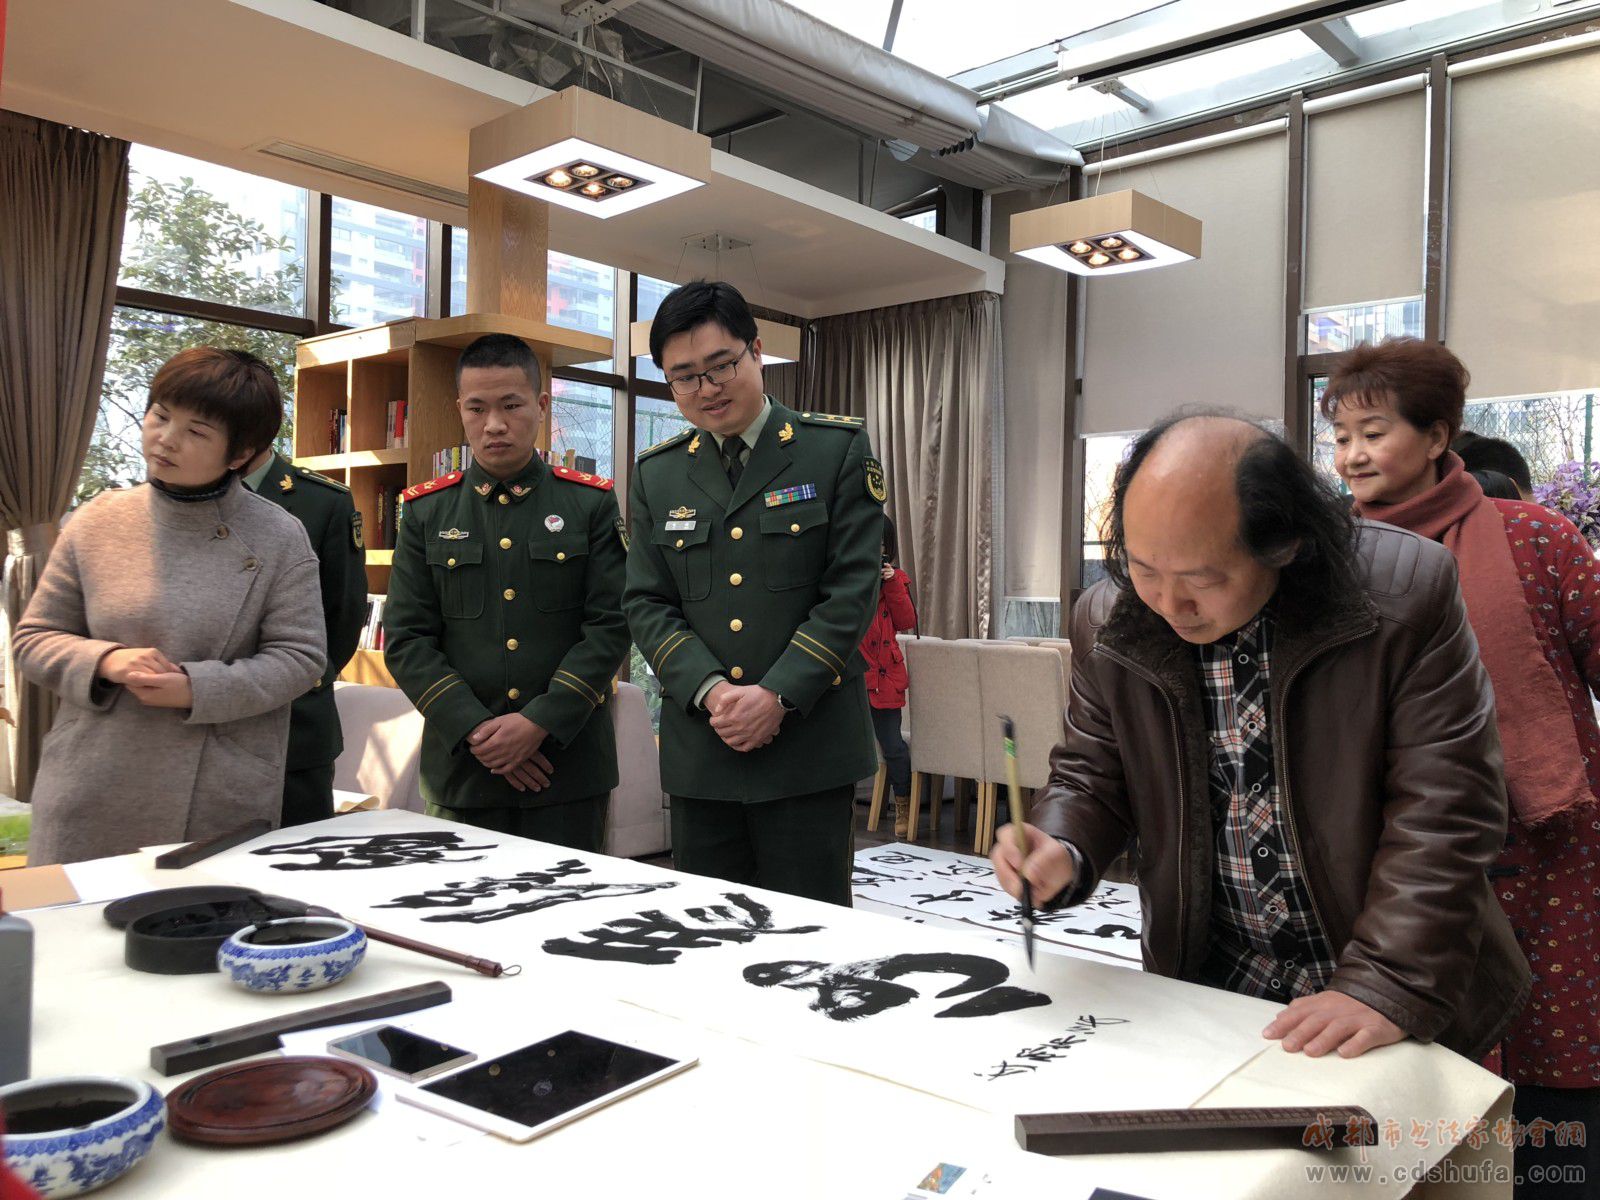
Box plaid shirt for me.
[1194,610,1338,1002]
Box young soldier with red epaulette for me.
[383,334,629,851]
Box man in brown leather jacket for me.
[994,414,1528,1061]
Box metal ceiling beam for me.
[1092,78,1152,112]
[1301,17,1361,67]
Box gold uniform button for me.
[498,494,509,505]
[508,688,521,700]
[506,638,519,651]
[447,557,457,568]
[730,618,743,632]
[499,537,512,550]
[556,551,566,562]
[730,666,745,680]
[730,526,744,540]
[503,588,516,601]
[833,675,842,685]
[790,523,800,534]
[675,538,684,549]
[729,573,743,586]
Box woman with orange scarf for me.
[1325,339,1597,1199]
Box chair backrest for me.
[1033,638,1073,690]
[332,683,425,812]
[900,635,984,779]
[976,642,1067,791]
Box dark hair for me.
[1105,411,1360,614]
[881,514,898,563]
[456,333,542,392]
[1470,468,1522,501]
[1455,433,1532,494]
[648,280,759,367]
[1318,337,1469,441]
[146,347,281,464]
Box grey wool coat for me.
[14,480,327,865]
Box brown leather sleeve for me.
[1327,547,1510,1041]
[1030,587,1137,907]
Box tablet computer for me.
[397,1030,696,1142]
[327,1025,476,1083]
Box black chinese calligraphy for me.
[975,1015,1131,1080]
[376,860,678,923]
[743,952,1051,1022]
[250,830,495,871]
[542,893,824,965]
[986,910,1140,939]
[851,865,907,889]
[864,850,932,867]
[911,888,992,905]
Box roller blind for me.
[1082,133,1287,435]
[1305,92,1425,309]
[1448,47,1600,399]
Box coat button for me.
[675,538,685,549]
[503,588,516,600]
[506,638,519,650]
[216,525,229,538]
[500,537,513,550]
[729,573,742,586]
[508,688,520,700]
[730,526,744,540]
[730,666,744,680]
[730,618,743,632]
[243,558,259,571]
[790,523,800,534]
[447,557,457,567]
[498,494,509,505]
[556,551,566,562]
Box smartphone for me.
[398,1029,696,1143]
[326,1025,477,1082]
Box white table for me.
[19,827,1513,1200]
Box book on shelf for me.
[328,409,349,455]
[385,399,409,449]
[358,594,387,651]
[370,484,403,550]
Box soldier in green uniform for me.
[624,281,883,905]
[383,333,629,851]
[242,432,368,826]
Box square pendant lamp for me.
[1009,190,1202,277]
[470,86,711,219]
[629,317,801,366]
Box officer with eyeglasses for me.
[625,280,885,905]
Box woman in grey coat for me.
[15,348,326,865]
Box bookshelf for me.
[293,313,611,686]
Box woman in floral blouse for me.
[1324,338,1597,1199]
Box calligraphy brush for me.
[1000,716,1036,970]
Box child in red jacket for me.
[861,516,917,836]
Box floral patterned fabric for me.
[1487,501,1600,1087]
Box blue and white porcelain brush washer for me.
[216,916,366,993]
[0,1075,165,1197]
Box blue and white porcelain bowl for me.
[216,916,366,994]
[0,1076,164,1198]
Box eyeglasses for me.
[667,342,753,396]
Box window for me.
[1461,392,1600,488]
[449,226,468,317]
[1080,432,1136,587]
[1304,297,1423,355]
[330,198,427,326]
[120,145,308,318]
[84,307,297,504]
[633,275,678,384]
[899,208,939,234]
[549,378,616,479]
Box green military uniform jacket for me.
[624,398,883,801]
[251,453,367,770]
[383,456,629,809]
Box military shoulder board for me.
[400,471,464,503]
[552,465,614,491]
[798,411,864,428]
[297,467,351,493]
[638,429,694,460]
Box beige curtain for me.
[800,292,1001,638]
[0,111,130,803]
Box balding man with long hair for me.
[994,413,1528,1063]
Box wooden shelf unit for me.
[293,314,610,686]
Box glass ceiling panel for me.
[1345,0,1489,38]
[995,79,1132,136]
[881,0,1161,79]
[782,0,896,47]
[1120,29,1318,101]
